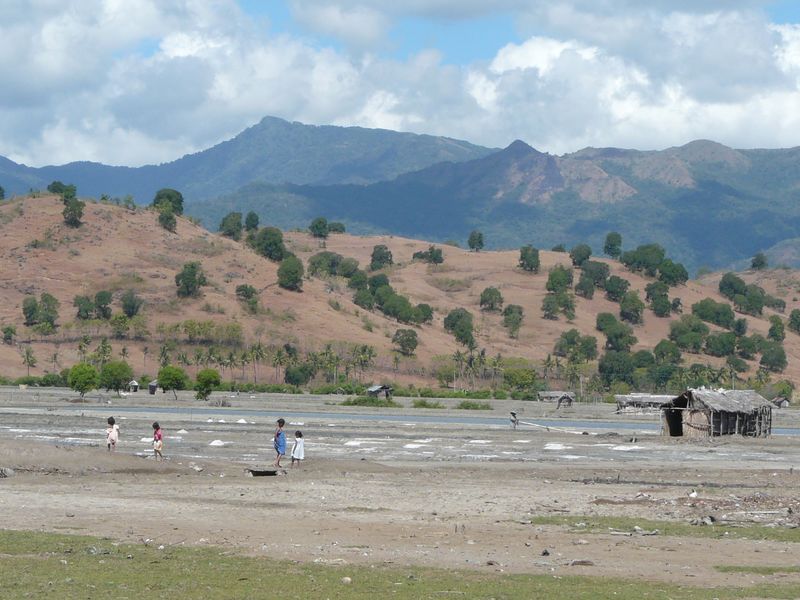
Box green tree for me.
[599,350,635,385]
[68,363,99,399]
[479,286,504,311]
[620,243,665,276]
[751,252,768,270]
[175,262,208,298]
[444,308,474,347]
[369,245,393,270]
[518,245,540,273]
[574,274,595,299]
[62,198,85,227]
[73,295,94,320]
[788,309,800,334]
[121,289,143,317]
[604,276,630,302]
[546,265,573,293]
[768,315,785,342]
[654,339,681,365]
[309,217,329,238]
[95,337,112,367]
[158,207,176,232]
[277,255,304,291]
[604,232,622,259]
[502,304,524,338]
[0,185,4,200]
[2,325,15,345]
[392,329,418,356]
[658,259,689,286]
[94,290,113,320]
[250,226,286,261]
[467,230,484,252]
[21,346,36,376]
[219,211,243,240]
[244,211,259,231]
[760,342,787,372]
[37,293,59,327]
[719,272,746,300]
[569,244,591,267]
[650,294,672,317]
[152,188,184,215]
[157,365,188,400]
[620,291,645,324]
[412,246,444,264]
[109,314,130,338]
[580,261,610,287]
[99,360,134,395]
[328,221,346,233]
[195,368,221,400]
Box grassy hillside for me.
[0,195,796,396]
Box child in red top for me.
[152,422,164,461]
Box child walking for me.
[290,430,304,467]
[106,416,120,451]
[152,422,164,461]
[272,418,286,468]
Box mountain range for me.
[2,116,800,271]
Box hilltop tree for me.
[277,255,304,291]
[62,198,85,227]
[479,287,504,311]
[2,325,15,345]
[620,291,645,324]
[768,315,785,342]
[152,188,184,215]
[761,342,787,372]
[546,265,573,293]
[604,276,630,302]
[0,185,4,200]
[309,217,329,238]
[581,261,610,287]
[251,226,287,261]
[604,232,622,259]
[175,262,207,298]
[658,259,689,286]
[789,309,800,334]
[99,360,134,395]
[569,244,591,267]
[502,304,524,338]
[468,230,484,252]
[195,368,221,401]
[412,246,444,264]
[751,252,768,270]
[328,222,346,233]
[121,289,143,317]
[219,211,243,240]
[518,245,540,273]
[157,365,188,400]
[369,245,393,271]
[73,295,94,320]
[244,211,259,231]
[94,291,113,320]
[68,363,99,399]
[444,308,475,347]
[392,329,418,356]
[621,243,665,276]
[48,181,76,200]
[158,207,176,232]
[22,296,39,326]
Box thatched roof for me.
[538,391,575,399]
[615,394,673,407]
[672,389,771,413]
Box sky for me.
[4,1,800,167]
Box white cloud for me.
[2,0,800,168]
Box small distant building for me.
[661,389,772,438]
[128,380,139,392]
[367,384,393,398]
[615,394,673,414]
[771,397,790,409]
[538,391,575,408]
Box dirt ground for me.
[2,392,800,589]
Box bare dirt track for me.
[2,392,800,589]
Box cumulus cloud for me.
[2,0,800,168]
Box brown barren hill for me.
[0,195,797,385]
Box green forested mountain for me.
[191,139,800,272]
[0,116,493,202]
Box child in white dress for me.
[290,430,304,467]
[106,417,120,451]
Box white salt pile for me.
[209,440,228,446]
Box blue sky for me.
[3,1,800,166]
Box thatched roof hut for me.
[615,394,673,414]
[538,391,575,407]
[661,389,772,438]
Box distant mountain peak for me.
[503,139,539,156]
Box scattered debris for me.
[0,467,15,478]
[541,549,550,556]
[569,559,595,567]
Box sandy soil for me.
[2,393,800,588]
